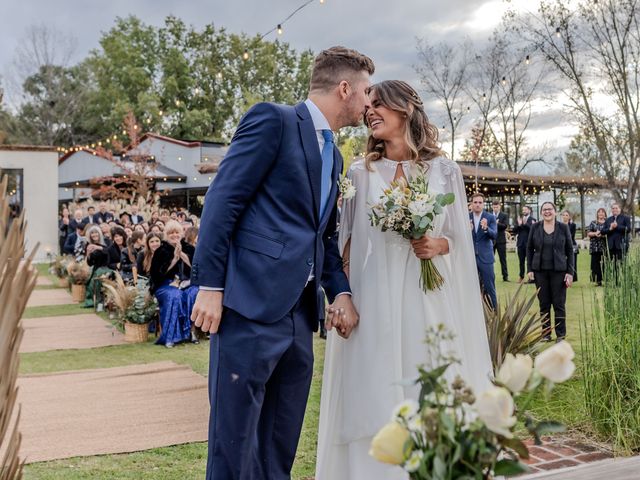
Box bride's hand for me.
[326,295,359,339]
[410,235,449,260]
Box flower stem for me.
[420,258,444,292]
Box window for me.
[1,168,24,219]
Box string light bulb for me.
[243,49,250,60]
[501,76,506,86]
[277,24,283,35]
[556,27,561,37]
[525,55,530,65]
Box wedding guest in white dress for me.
[316,80,493,480]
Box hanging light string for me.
[258,0,324,40]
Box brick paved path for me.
[521,437,613,474]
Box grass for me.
[21,250,599,479]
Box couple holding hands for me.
[190,46,492,480]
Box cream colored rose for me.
[496,353,533,393]
[475,387,517,438]
[534,341,575,383]
[369,421,411,465]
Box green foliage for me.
[5,15,314,147]
[483,284,546,370]
[581,247,640,453]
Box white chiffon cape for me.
[315,157,493,480]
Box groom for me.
[190,46,374,479]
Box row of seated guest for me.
[148,221,200,348]
[84,226,114,307]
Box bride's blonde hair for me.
[365,80,444,170]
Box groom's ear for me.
[338,80,351,100]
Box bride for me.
[316,80,493,480]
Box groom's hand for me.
[191,290,224,334]
[327,294,359,339]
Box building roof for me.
[0,144,58,152]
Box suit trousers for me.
[590,251,603,284]
[534,270,567,339]
[476,261,497,309]
[206,285,315,480]
[494,242,508,280]
[517,245,527,280]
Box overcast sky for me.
[0,0,575,160]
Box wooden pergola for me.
[459,161,613,236]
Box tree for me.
[415,40,471,160]
[466,33,547,173]
[459,122,503,165]
[508,0,640,211]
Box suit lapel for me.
[296,103,321,224]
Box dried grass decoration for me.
[102,274,157,343]
[0,175,38,479]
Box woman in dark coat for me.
[106,226,127,272]
[84,225,113,308]
[587,208,607,286]
[527,202,575,343]
[149,221,191,348]
[120,231,145,283]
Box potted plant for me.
[66,261,91,302]
[50,254,73,288]
[103,274,157,343]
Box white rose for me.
[408,200,428,216]
[369,421,411,465]
[404,450,424,473]
[534,341,575,383]
[496,353,533,393]
[475,387,517,438]
[392,399,420,421]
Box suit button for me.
[306,258,313,266]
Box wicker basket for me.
[58,277,69,288]
[124,322,149,343]
[70,284,86,302]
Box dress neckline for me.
[381,157,412,168]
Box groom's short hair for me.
[309,46,375,92]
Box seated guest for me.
[134,223,147,234]
[124,226,133,239]
[150,210,160,224]
[121,231,145,283]
[59,207,71,253]
[137,232,162,279]
[85,205,96,225]
[149,222,163,235]
[119,212,132,227]
[130,204,144,225]
[94,202,114,224]
[84,225,113,308]
[100,222,113,245]
[69,208,87,232]
[63,222,82,255]
[107,226,127,271]
[149,221,192,347]
[181,226,200,335]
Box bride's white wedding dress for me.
[315,156,493,480]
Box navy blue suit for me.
[470,211,498,308]
[191,101,349,479]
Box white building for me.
[58,133,227,212]
[0,145,59,262]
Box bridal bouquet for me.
[369,166,454,291]
[370,326,575,479]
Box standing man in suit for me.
[190,46,374,479]
[603,202,631,262]
[85,205,96,225]
[470,193,498,308]
[513,205,536,282]
[492,200,509,282]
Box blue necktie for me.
[319,129,334,218]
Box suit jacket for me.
[513,215,536,248]
[603,214,631,252]
[191,102,349,324]
[527,221,574,274]
[470,211,497,265]
[493,211,508,245]
[69,218,88,232]
[130,214,144,225]
[94,212,114,224]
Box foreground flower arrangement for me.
[370,326,576,479]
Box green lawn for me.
[22,251,597,479]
